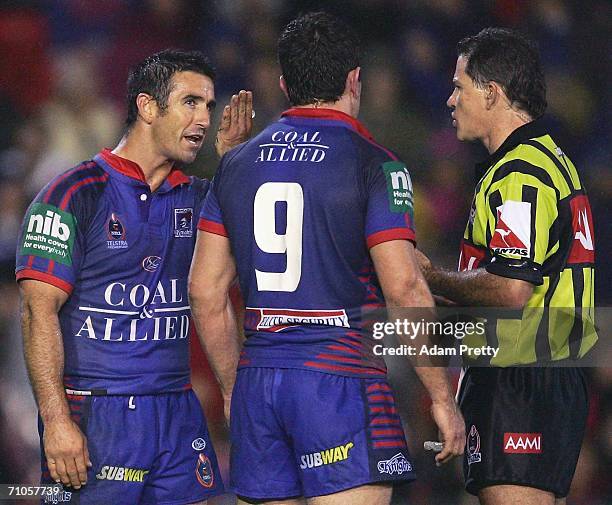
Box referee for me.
[417,28,596,505]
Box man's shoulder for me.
[36,159,108,208]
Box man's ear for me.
[279,75,290,101]
[136,93,156,124]
[484,81,503,110]
[346,67,361,99]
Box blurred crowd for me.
[0,1,609,504]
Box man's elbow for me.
[385,274,434,308]
[187,277,208,312]
[502,279,534,309]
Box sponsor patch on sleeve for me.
[382,162,414,214]
[20,203,76,265]
[489,200,531,258]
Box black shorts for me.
[457,367,588,498]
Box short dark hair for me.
[278,12,360,106]
[457,28,547,119]
[125,49,215,127]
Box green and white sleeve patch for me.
[382,161,414,214]
[20,203,77,265]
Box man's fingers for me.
[54,458,70,486]
[238,90,247,122]
[64,458,82,489]
[75,452,89,484]
[230,94,239,126]
[47,459,61,483]
[84,442,92,468]
[246,91,253,117]
[220,105,230,130]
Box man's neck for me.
[112,131,173,191]
[483,111,531,155]
[294,96,356,118]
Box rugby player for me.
[189,12,464,505]
[17,49,253,504]
[417,28,597,505]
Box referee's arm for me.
[416,255,533,308]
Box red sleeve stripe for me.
[16,269,73,295]
[59,174,109,210]
[366,228,416,248]
[197,218,228,237]
[43,162,97,204]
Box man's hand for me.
[43,418,92,489]
[215,90,254,157]
[430,399,466,466]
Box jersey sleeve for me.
[15,180,89,295]
[365,160,416,249]
[484,171,558,285]
[198,175,228,237]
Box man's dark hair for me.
[278,12,360,106]
[457,28,547,119]
[125,49,215,127]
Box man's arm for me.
[188,231,241,422]
[19,280,91,489]
[370,240,465,465]
[415,249,533,308]
[214,90,253,157]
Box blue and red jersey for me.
[16,149,208,394]
[199,108,416,378]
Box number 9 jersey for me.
[198,108,416,378]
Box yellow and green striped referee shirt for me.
[459,119,597,366]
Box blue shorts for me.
[230,368,415,500]
[40,390,224,505]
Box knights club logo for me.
[195,453,214,488]
[489,201,531,257]
[107,213,128,249]
[174,208,193,238]
[108,213,125,240]
[467,425,482,465]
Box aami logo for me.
[568,195,594,264]
[28,208,71,241]
[490,201,531,257]
[503,432,542,454]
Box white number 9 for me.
[254,182,304,292]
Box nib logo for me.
[490,201,531,257]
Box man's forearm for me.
[191,296,241,398]
[426,267,519,307]
[21,299,70,425]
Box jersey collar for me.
[475,118,548,180]
[97,149,190,189]
[280,107,374,141]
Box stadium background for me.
[0,1,609,503]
